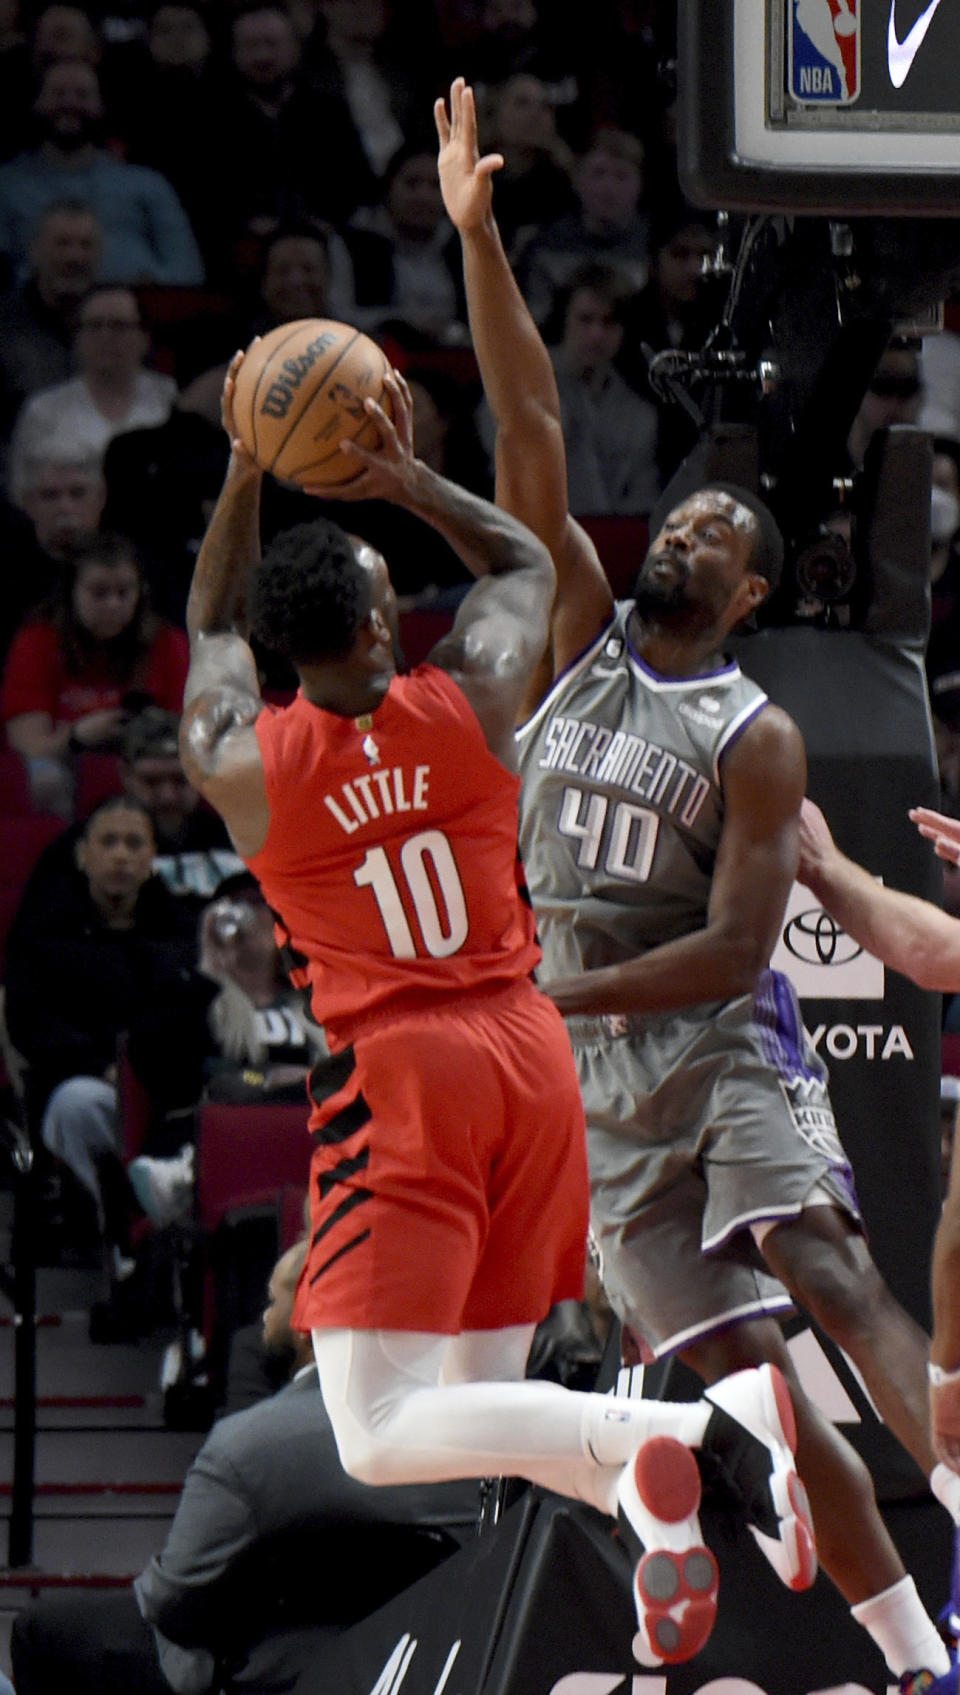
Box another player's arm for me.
[545,708,806,1017]
[436,77,613,708]
[800,797,960,991]
[179,353,270,858]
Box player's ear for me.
[365,606,392,647]
[742,571,769,614]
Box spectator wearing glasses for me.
[6,283,177,502]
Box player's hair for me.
[698,482,785,594]
[252,519,374,663]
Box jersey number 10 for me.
[354,829,469,959]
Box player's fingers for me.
[450,75,464,132]
[477,152,505,177]
[391,367,413,410]
[383,373,413,451]
[362,392,399,442]
[912,806,960,834]
[302,444,371,499]
[381,370,408,419]
[434,97,450,145]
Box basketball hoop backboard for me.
[678,1,960,215]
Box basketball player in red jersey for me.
[177,354,817,1669]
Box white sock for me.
[931,1462,960,1527]
[850,1575,951,1679]
[580,1395,710,1466]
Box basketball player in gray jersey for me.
[437,74,958,1695]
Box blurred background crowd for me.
[0,0,959,1333]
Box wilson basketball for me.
[232,319,392,487]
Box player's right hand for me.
[435,76,504,234]
[305,370,417,504]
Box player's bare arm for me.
[800,797,960,990]
[544,707,806,1017]
[179,350,270,858]
[436,76,613,706]
[316,371,556,767]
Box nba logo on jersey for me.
[788,0,860,104]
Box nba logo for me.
[788,0,861,104]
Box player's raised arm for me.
[315,369,555,766]
[436,76,613,696]
[179,352,269,857]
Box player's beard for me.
[631,551,693,621]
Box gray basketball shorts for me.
[566,967,862,1359]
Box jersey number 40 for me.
[559,786,660,882]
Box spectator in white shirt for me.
[7,283,176,501]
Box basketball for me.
[231,319,392,488]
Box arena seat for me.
[73,754,125,818]
[193,1099,310,1352]
[0,747,35,817]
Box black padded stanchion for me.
[292,1484,944,1694]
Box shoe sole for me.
[621,1435,718,1665]
[705,1364,817,1593]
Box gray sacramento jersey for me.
[516,602,769,986]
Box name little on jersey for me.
[540,713,709,825]
[325,764,430,834]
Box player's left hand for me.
[304,369,417,503]
[435,76,504,234]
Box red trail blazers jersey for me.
[246,665,540,1047]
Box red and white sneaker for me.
[617,1434,719,1666]
[700,1363,817,1593]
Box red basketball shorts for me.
[294,980,590,1334]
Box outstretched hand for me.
[910,805,960,865]
[304,369,418,504]
[434,75,504,234]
